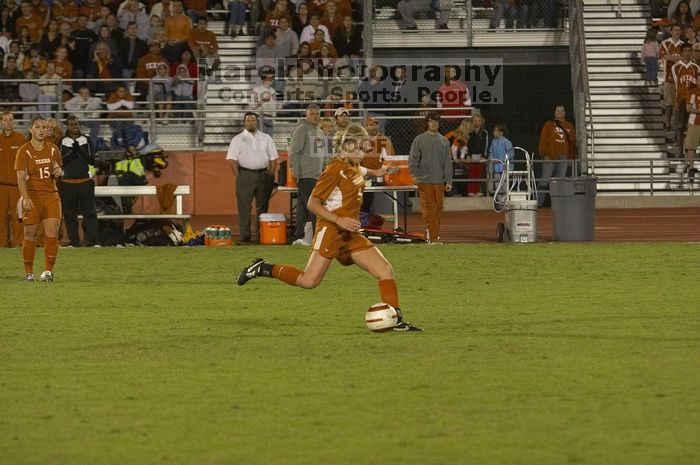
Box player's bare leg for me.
[39,217,60,282]
[351,247,422,332]
[237,252,332,288]
[22,223,40,281]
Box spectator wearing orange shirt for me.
[29,0,50,27]
[321,1,343,37]
[136,40,169,93]
[23,46,47,74]
[52,0,80,27]
[16,1,44,42]
[184,0,207,24]
[163,0,192,62]
[79,0,103,31]
[52,46,73,81]
[106,85,135,134]
[187,17,219,60]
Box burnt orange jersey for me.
[14,141,62,193]
[311,158,364,220]
[672,60,700,103]
[660,38,683,83]
[0,131,26,185]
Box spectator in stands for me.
[151,63,173,122]
[65,86,103,148]
[119,21,148,79]
[437,65,471,133]
[333,15,362,59]
[444,118,469,195]
[334,106,350,132]
[39,19,62,60]
[19,69,40,118]
[1,8,17,36]
[106,84,135,135]
[306,0,327,17]
[170,48,198,80]
[256,31,280,71]
[672,43,698,152]
[275,16,299,57]
[4,42,25,69]
[300,14,331,43]
[86,41,123,94]
[328,0,352,18]
[671,0,694,28]
[316,43,336,78]
[4,0,22,25]
[309,28,338,57]
[292,2,310,36]
[655,0,671,19]
[57,21,73,48]
[357,64,387,134]
[226,0,248,38]
[184,0,208,24]
[397,0,450,31]
[683,25,697,45]
[466,113,489,197]
[90,25,119,58]
[660,24,683,130]
[80,0,103,31]
[409,112,453,243]
[251,73,278,135]
[58,115,99,247]
[147,15,163,42]
[137,40,169,93]
[151,24,169,46]
[488,123,513,194]
[67,15,98,79]
[151,0,172,21]
[284,58,324,110]
[38,61,60,117]
[321,1,343,37]
[118,0,150,40]
[289,103,323,245]
[16,1,44,42]
[263,0,292,37]
[51,46,73,83]
[43,116,63,145]
[325,63,355,112]
[489,0,516,29]
[188,17,219,61]
[685,80,700,179]
[100,14,125,43]
[226,111,279,244]
[172,63,195,118]
[297,41,312,58]
[163,0,193,62]
[0,56,23,108]
[642,28,661,86]
[52,0,80,28]
[18,26,34,52]
[23,46,47,74]
[537,105,576,206]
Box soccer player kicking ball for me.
[15,117,64,282]
[237,124,422,332]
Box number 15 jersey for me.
[14,141,62,193]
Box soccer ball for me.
[365,303,398,332]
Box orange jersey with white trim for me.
[671,60,700,103]
[660,38,683,83]
[311,158,365,220]
[14,141,62,193]
[688,88,700,125]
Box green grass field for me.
[1,243,698,465]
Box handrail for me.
[569,0,595,173]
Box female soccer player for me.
[15,116,63,282]
[237,124,422,332]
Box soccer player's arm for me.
[14,150,33,210]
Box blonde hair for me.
[455,118,471,142]
[318,117,333,130]
[333,123,369,158]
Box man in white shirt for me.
[226,112,279,243]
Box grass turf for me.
[0,243,698,465]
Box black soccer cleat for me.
[237,258,265,286]
[393,321,423,332]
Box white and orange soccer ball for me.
[365,303,398,332]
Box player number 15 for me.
[38,166,51,179]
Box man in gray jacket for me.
[409,112,453,243]
[289,103,323,245]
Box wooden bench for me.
[93,185,191,221]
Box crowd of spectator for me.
[0,0,212,139]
